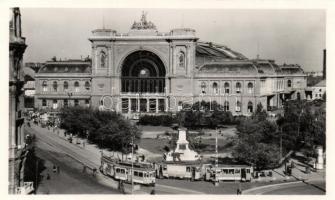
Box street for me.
[34,139,120,194]
[25,125,204,194]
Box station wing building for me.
[34,13,307,116]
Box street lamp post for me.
[131,134,134,194]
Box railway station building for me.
[34,13,307,117]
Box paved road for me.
[34,137,120,194]
[244,181,325,195]
[261,181,325,195]
[26,125,202,194]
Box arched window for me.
[213,82,218,94]
[236,82,242,94]
[248,82,253,94]
[224,82,230,94]
[53,81,58,92]
[42,81,48,92]
[64,81,68,91]
[224,101,229,111]
[100,51,107,68]
[287,80,292,87]
[52,99,58,109]
[74,81,80,92]
[178,51,185,68]
[236,101,241,112]
[248,101,253,113]
[201,82,206,94]
[85,81,90,91]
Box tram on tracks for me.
[204,164,253,182]
[100,155,156,186]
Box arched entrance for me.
[120,50,167,114]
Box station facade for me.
[35,13,307,117]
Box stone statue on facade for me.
[131,11,157,30]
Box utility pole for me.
[131,134,134,194]
[35,158,39,193]
[215,128,218,168]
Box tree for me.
[233,105,280,170]
[59,107,141,153]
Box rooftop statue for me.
[131,11,157,30]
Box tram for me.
[156,161,205,180]
[204,164,253,182]
[100,155,156,186]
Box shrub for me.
[138,115,176,126]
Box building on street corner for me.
[9,7,29,194]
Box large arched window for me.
[85,81,90,91]
[201,82,206,94]
[53,81,58,92]
[224,82,230,94]
[121,50,166,94]
[236,82,242,94]
[247,101,253,113]
[236,101,241,112]
[248,82,254,94]
[100,51,107,68]
[64,81,69,91]
[212,82,218,94]
[42,81,48,92]
[74,81,80,92]
[287,80,292,87]
[224,101,229,111]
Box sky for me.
[20,8,325,72]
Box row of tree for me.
[138,101,243,128]
[59,107,141,153]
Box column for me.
[156,98,159,113]
[128,98,131,113]
[165,97,168,112]
[137,97,140,112]
[146,98,149,113]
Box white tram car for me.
[205,165,253,182]
[156,161,203,180]
[100,155,156,186]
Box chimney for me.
[323,49,326,80]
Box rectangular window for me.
[74,99,79,106]
[229,169,234,174]
[42,99,47,106]
[64,99,68,107]
[134,171,138,176]
[138,172,143,177]
[121,98,129,113]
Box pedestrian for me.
[53,165,57,173]
[46,173,50,180]
[150,189,155,195]
[83,141,86,148]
